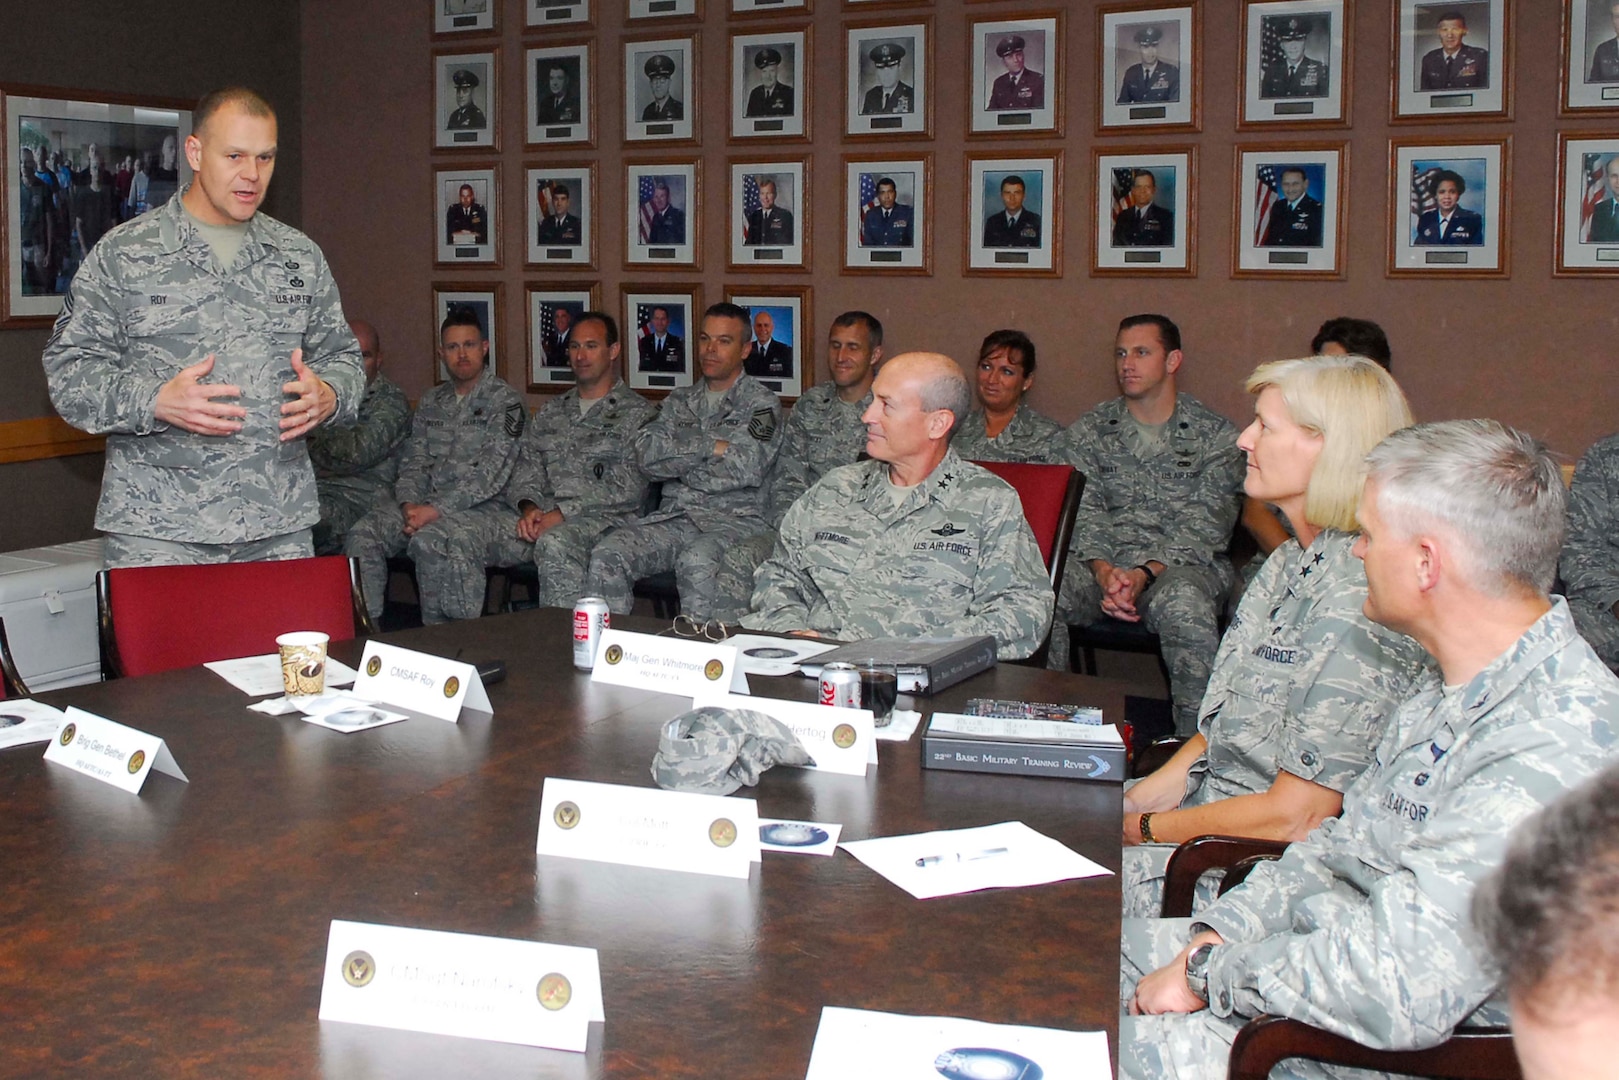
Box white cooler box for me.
[0,537,105,692]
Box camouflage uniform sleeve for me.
[1060,423,1119,565]
[767,408,814,521]
[960,486,1055,660]
[431,389,527,514]
[1142,419,1245,568]
[301,246,364,426]
[392,408,435,506]
[746,492,819,631]
[1560,437,1619,611]
[307,381,410,475]
[634,392,712,480]
[42,240,168,435]
[682,393,783,496]
[502,420,555,513]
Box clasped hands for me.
[152,349,334,442]
[1092,559,1158,622]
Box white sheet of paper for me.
[692,690,874,777]
[299,693,411,734]
[0,699,67,750]
[757,817,842,856]
[805,1006,1111,1080]
[874,709,923,742]
[721,633,837,676]
[205,653,359,697]
[838,821,1111,900]
[928,713,1125,745]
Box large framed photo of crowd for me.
[1238,0,1351,128]
[967,13,1064,138]
[527,163,595,268]
[729,158,808,271]
[731,27,810,140]
[1391,0,1511,122]
[432,282,504,384]
[1232,143,1346,278]
[842,154,932,274]
[965,152,1063,277]
[1094,147,1196,275]
[526,282,600,391]
[1556,133,1619,275]
[625,159,700,268]
[844,19,932,138]
[3,87,191,327]
[1097,1,1201,133]
[623,284,701,393]
[1387,136,1510,277]
[526,43,593,146]
[726,285,809,400]
[1562,0,1619,113]
[435,165,500,267]
[434,48,499,150]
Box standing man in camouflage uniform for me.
[43,87,364,567]
[1121,420,1619,1080]
[585,303,782,619]
[1052,314,1246,735]
[309,319,410,555]
[951,329,1063,464]
[1559,432,1619,672]
[707,311,885,624]
[423,311,655,615]
[745,352,1053,660]
[344,308,524,624]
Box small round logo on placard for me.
[443,676,460,698]
[59,723,77,746]
[537,973,572,1011]
[709,817,737,848]
[554,801,581,829]
[342,950,376,988]
[704,659,724,681]
[832,723,857,749]
[127,750,146,774]
[366,656,382,677]
[604,644,623,665]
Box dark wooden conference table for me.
[2,609,1128,1078]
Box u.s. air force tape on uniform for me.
[688,692,874,777]
[588,629,745,696]
[318,919,603,1052]
[43,707,188,795]
[653,704,819,792]
[535,776,762,877]
[352,640,492,723]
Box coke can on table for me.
[573,597,610,670]
[819,662,861,708]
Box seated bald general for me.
[743,351,1054,660]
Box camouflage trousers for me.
[585,516,764,619]
[104,529,313,568]
[1569,597,1619,673]
[313,484,388,556]
[1121,843,1224,919]
[1051,563,1229,737]
[344,506,469,625]
[708,530,777,624]
[412,505,623,616]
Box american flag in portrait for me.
[1408,165,1442,234]
[536,180,554,219]
[739,173,761,244]
[635,302,653,345]
[538,301,558,346]
[1259,16,1284,72]
[638,174,656,243]
[1253,164,1283,245]
[1110,168,1136,223]
[1580,153,1612,244]
[856,172,879,247]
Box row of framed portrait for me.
[433,280,814,399]
[432,134,1619,280]
[433,0,913,36]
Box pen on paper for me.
[915,847,1010,867]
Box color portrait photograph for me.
[436,166,498,267]
[1394,0,1509,120]
[1389,138,1507,274]
[1556,134,1619,273]
[1233,144,1345,276]
[1094,147,1194,274]
[527,164,594,268]
[526,284,599,390]
[967,152,1062,275]
[730,159,807,270]
[843,154,931,273]
[626,161,698,267]
[969,14,1062,136]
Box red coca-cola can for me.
[819,662,861,708]
[573,597,610,670]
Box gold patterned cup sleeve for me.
[276,631,331,698]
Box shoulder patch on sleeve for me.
[748,407,778,442]
[504,401,526,438]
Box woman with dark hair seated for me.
[950,329,1062,463]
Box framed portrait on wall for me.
[968,13,1063,137]
[727,286,809,400]
[1387,137,1509,276]
[965,152,1063,276]
[526,163,595,268]
[2,88,191,326]
[1232,143,1346,277]
[629,0,701,19]
[526,282,600,391]
[434,49,499,150]
[435,165,499,267]
[626,160,700,268]
[845,19,931,138]
[729,158,808,271]
[624,35,697,143]
[734,0,809,14]
[432,282,504,384]
[434,0,497,37]
[1555,133,1619,275]
[1093,147,1196,275]
[526,0,590,26]
[1392,0,1510,121]
[731,28,809,140]
[843,154,932,274]
[527,44,592,146]
[1239,0,1350,128]
[1098,2,1200,132]
[623,285,701,393]
[1564,0,1619,113]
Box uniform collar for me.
[855,447,965,515]
[1450,598,1578,721]
[156,184,283,264]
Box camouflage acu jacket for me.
[394,369,525,513]
[951,403,1063,464]
[766,381,871,525]
[309,374,410,506]
[503,380,656,522]
[635,373,782,532]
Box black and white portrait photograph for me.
[436,166,499,267]
[969,14,1063,137]
[1093,147,1195,274]
[433,283,503,383]
[626,160,699,267]
[843,154,931,274]
[526,283,600,390]
[966,152,1062,276]
[1240,0,1349,127]
[1233,144,1345,277]
[434,49,499,150]
[730,159,808,270]
[526,0,590,26]
[527,164,594,268]
[527,44,592,146]
[1388,138,1508,275]
[624,35,697,142]
[629,0,700,19]
[434,0,497,37]
[728,287,808,400]
[1556,134,1619,274]
[1099,2,1199,132]
[1394,0,1509,120]
[1564,0,1619,112]
[623,285,700,392]
[731,29,809,140]
[845,20,930,137]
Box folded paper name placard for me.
[351,641,492,723]
[42,707,187,794]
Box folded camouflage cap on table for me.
[651,706,815,795]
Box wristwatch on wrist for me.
[1134,563,1158,588]
[1184,943,1214,1004]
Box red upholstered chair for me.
[0,616,31,698]
[97,556,376,679]
[970,461,1085,667]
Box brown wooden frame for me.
[624,157,703,270]
[730,0,811,18]
[628,0,704,18]
[1096,0,1203,135]
[430,280,506,385]
[840,152,934,276]
[843,16,935,140]
[1555,131,1619,277]
[433,163,501,270]
[432,47,500,153]
[727,155,810,273]
[524,160,598,270]
[966,9,1067,140]
[1385,135,1512,279]
[623,31,700,146]
[723,283,812,401]
[965,150,1065,279]
[525,40,596,149]
[1561,0,1619,116]
[728,24,812,142]
[431,0,499,40]
[1389,0,1514,124]
[524,281,601,393]
[522,0,593,30]
[621,282,704,397]
[1230,140,1349,279]
[1236,0,1354,131]
[1091,144,1197,277]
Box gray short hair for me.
[919,363,971,441]
[1364,419,1565,596]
